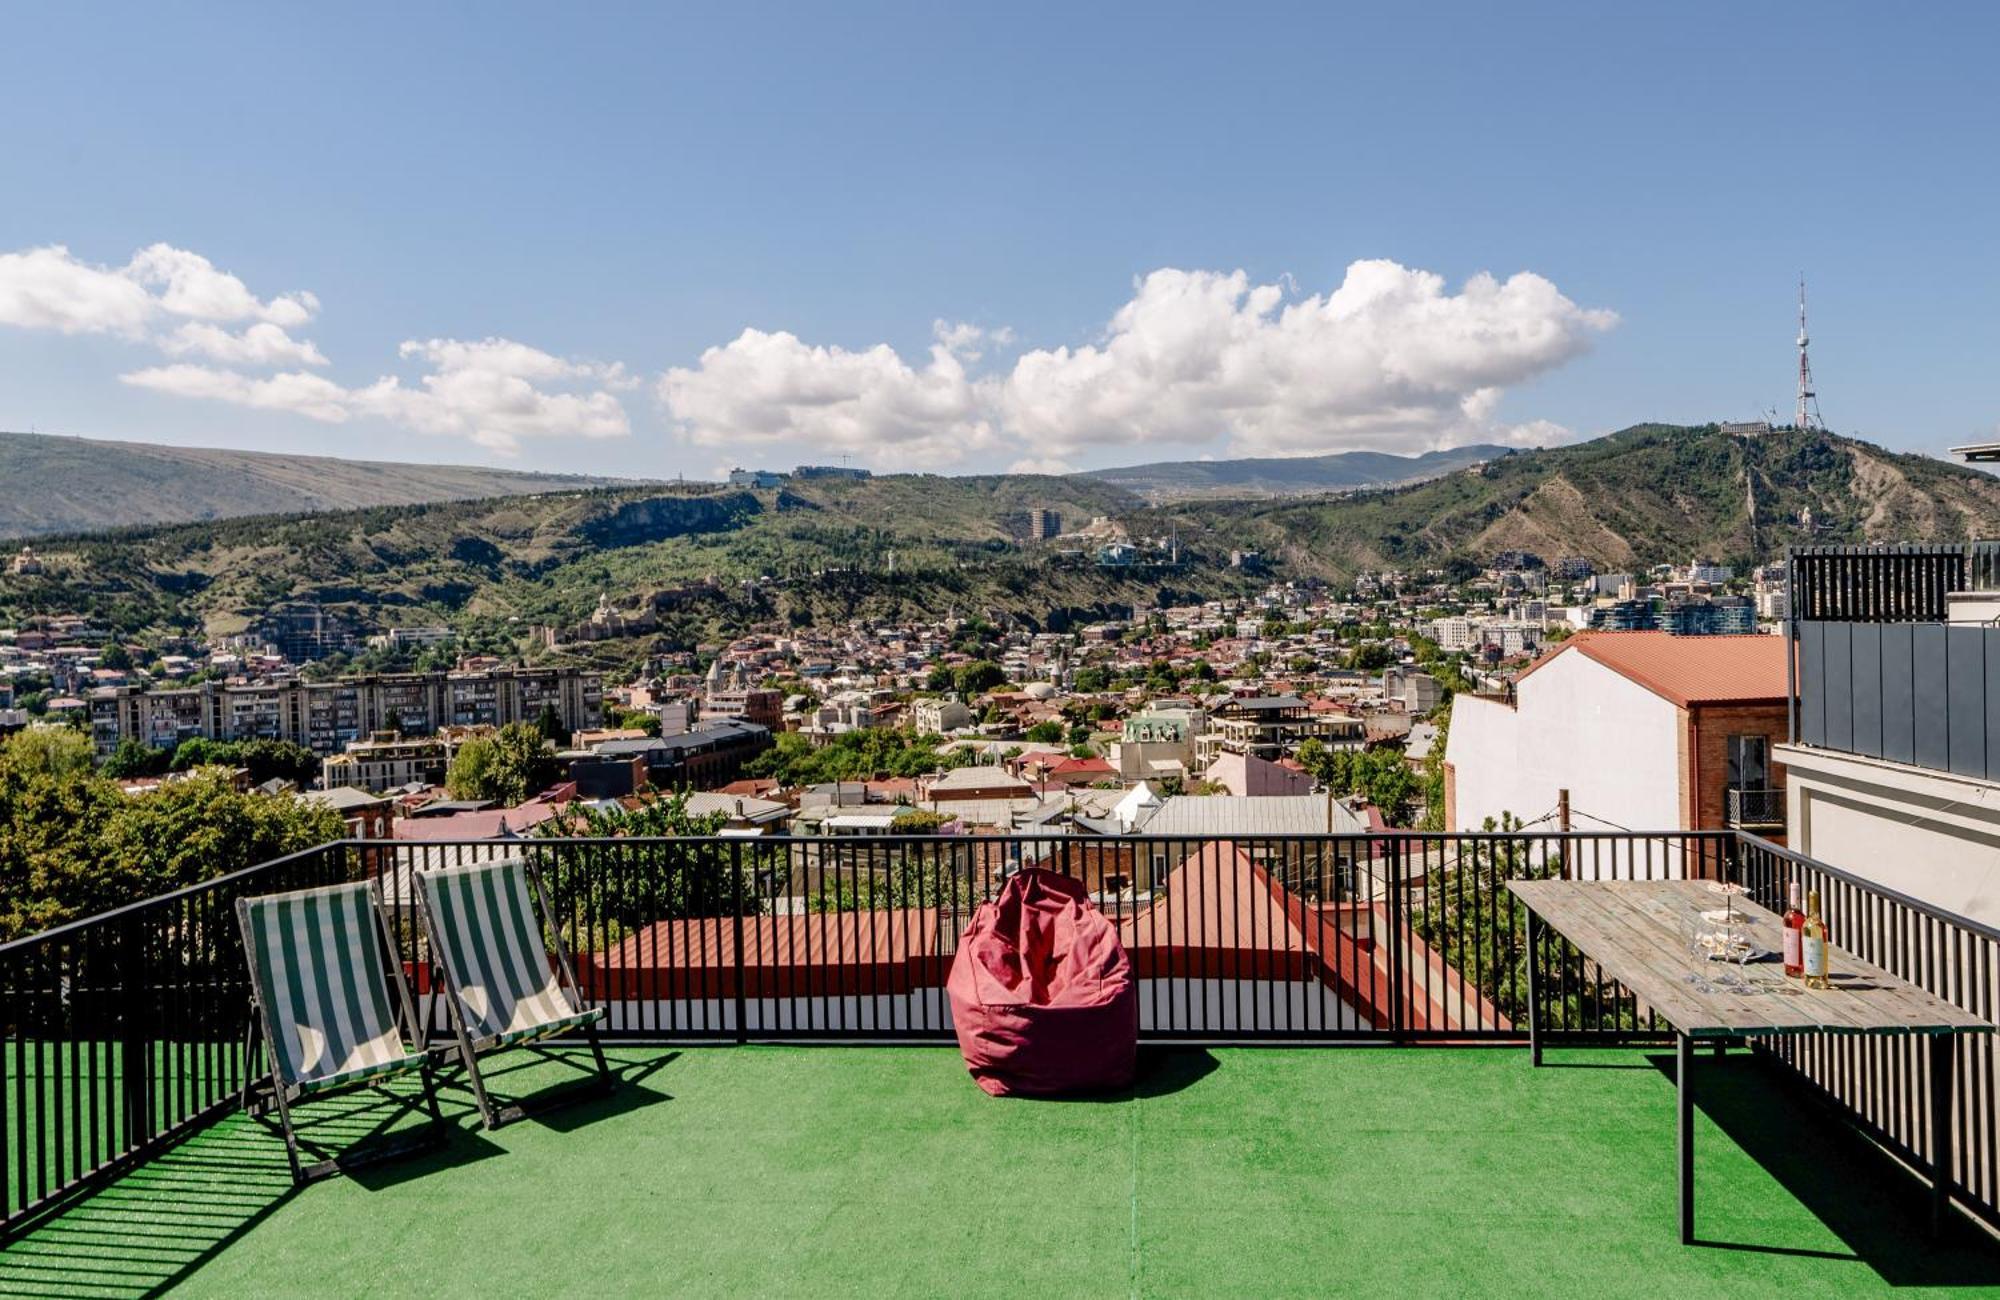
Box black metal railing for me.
[1789,543,1969,624]
[0,841,352,1236]
[1724,787,1786,829]
[0,828,1995,1236]
[1732,835,2000,1232]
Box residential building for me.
[87,665,601,757]
[726,468,787,488]
[1027,508,1062,540]
[1197,696,1362,765]
[1445,631,1789,841]
[910,696,974,733]
[593,720,773,789]
[319,731,453,793]
[1201,751,1312,797]
[1662,597,1756,636]
[1778,543,2000,927]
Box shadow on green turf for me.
[1023,1046,1220,1103]
[1648,1050,2000,1288]
[0,1050,668,1299]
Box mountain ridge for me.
[1078,443,1514,498]
[0,430,639,540]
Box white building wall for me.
[1447,651,1682,837]
[1777,743,2000,929]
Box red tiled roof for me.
[1513,631,1788,707]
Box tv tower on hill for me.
[1795,277,1824,431]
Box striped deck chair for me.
[416,857,611,1128]
[236,880,443,1184]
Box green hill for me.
[1081,443,1513,499]
[6,424,1996,662]
[0,431,633,538]
[1139,423,2000,578]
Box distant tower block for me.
[1795,278,1824,432]
[1028,508,1062,541]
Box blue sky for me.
[2,3,1996,477]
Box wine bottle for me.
[1802,888,1831,990]
[1782,880,1805,978]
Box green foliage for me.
[445,722,558,805]
[888,809,948,834]
[3,728,96,780]
[529,790,759,938]
[953,660,1007,695]
[808,851,958,913]
[1349,642,1393,672]
[0,738,344,939]
[1024,720,1065,744]
[1071,667,1109,693]
[534,702,570,747]
[169,737,319,788]
[1294,740,1417,825]
[604,705,663,737]
[102,738,171,779]
[1405,813,1628,1031]
[745,729,952,786]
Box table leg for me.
[1525,911,1543,1066]
[1678,1032,1693,1245]
[1931,1034,1955,1239]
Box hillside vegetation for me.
[1141,424,2000,579]
[1081,443,1511,499]
[0,431,630,538]
[5,424,1997,661]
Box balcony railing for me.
[1724,787,1785,829]
[1793,619,2000,780]
[0,830,1992,1240]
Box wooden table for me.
[1507,878,1993,1243]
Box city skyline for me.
[3,4,1999,478]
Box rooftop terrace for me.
[6,1043,2000,1298]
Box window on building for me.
[1726,735,1769,791]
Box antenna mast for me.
[1795,277,1823,431]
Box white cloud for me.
[657,323,1001,469]
[0,245,158,336]
[0,242,326,367]
[124,335,633,452]
[656,260,1610,469]
[161,321,329,367]
[123,243,319,326]
[122,364,352,423]
[1002,260,1615,458]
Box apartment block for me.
[88,666,602,757]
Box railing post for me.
[118,914,148,1151]
[1386,835,1405,1039]
[730,842,748,1045]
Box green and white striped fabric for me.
[240,882,427,1094]
[419,859,603,1050]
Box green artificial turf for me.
[1,1044,1996,1298]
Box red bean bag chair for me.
[947,867,1137,1097]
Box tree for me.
[101,738,171,779]
[98,642,133,671]
[534,702,570,748]
[953,660,1006,695]
[446,722,557,805]
[1350,642,1393,673]
[533,790,749,939]
[2,728,96,781]
[1024,720,1065,744]
[1072,667,1109,693]
[0,756,343,940]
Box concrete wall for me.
[1445,652,1682,837]
[1778,742,2000,929]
